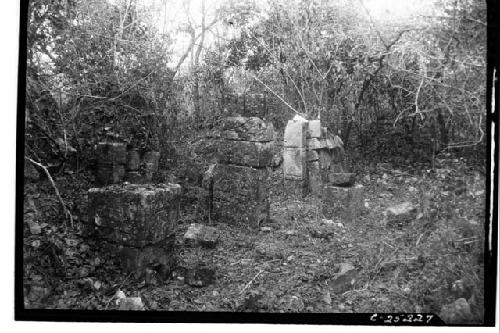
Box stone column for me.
[210,116,275,228]
[283,118,308,197]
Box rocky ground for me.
[23,154,486,324]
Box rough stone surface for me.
[96,142,127,165]
[126,149,141,171]
[328,172,356,187]
[283,148,307,180]
[212,163,269,197]
[307,138,325,150]
[184,223,219,248]
[328,262,358,294]
[384,202,417,227]
[217,140,275,167]
[284,120,307,148]
[439,298,473,324]
[125,171,144,184]
[88,183,181,247]
[308,161,322,195]
[307,150,319,162]
[118,239,176,279]
[118,297,145,310]
[211,163,270,227]
[322,185,364,222]
[307,120,322,138]
[96,164,126,185]
[222,116,274,142]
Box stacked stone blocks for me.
[95,142,160,185]
[209,116,275,228]
[88,183,181,278]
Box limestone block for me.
[88,183,181,247]
[383,202,417,228]
[217,140,275,167]
[307,138,325,150]
[308,161,323,195]
[96,142,127,165]
[322,184,364,222]
[212,163,270,198]
[307,120,322,138]
[321,127,328,138]
[96,164,125,185]
[327,172,356,187]
[222,116,274,142]
[307,149,319,162]
[283,148,307,180]
[118,237,176,279]
[126,149,141,171]
[184,223,219,248]
[284,120,307,148]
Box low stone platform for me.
[87,183,181,278]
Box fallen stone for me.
[307,120,322,138]
[284,120,307,148]
[439,298,473,324]
[222,116,275,142]
[260,226,272,232]
[328,262,358,294]
[283,148,307,180]
[88,183,181,247]
[126,149,141,171]
[217,140,275,167]
[118,297,145,310]
[327,172,355,187]
[184,223,219,248]
[185,266,216,288]
[384,202,417,227]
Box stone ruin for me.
[89,142,180,279]
[283,116,364,222]
[95,142,160,185]
[87,183,180,278]
[204,116,276,228]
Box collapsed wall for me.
[207,116,275,228]
[283,117,347,197]
[283,116,364,222]
[90,143,181,278]
[95,142,160,185]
